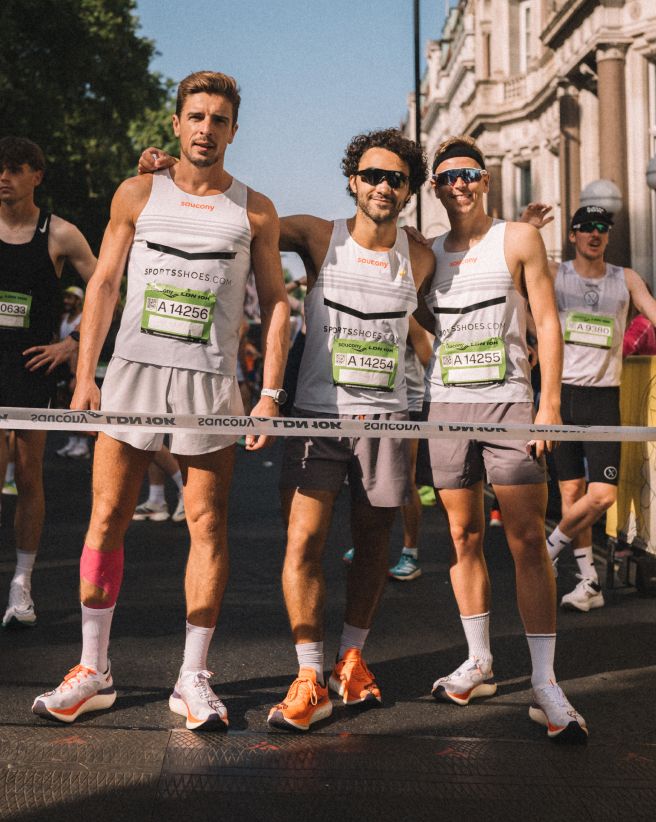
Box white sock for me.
[295,641,324,684]
[526,633,556,689]
[148,484,166,506]
[460,612,492,668]
[401,546,418,559]
[80,604,115,672]
[5,462,15,483]
[546,526,572,560]
[171,470,183,492]
[181,621,215,674]
[12,549,36,591]
[574,546,597,581]
[338,622,370,660]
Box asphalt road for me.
[1,434,655,821]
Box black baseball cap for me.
[570,206,614,230]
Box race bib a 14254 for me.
[331,338,399,391]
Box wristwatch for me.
[69,330,80,343]
[260,387,288,405]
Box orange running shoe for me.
[328,648,382,706]
[267,667,332,731]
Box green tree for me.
[0,0,168,249]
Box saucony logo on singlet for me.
[180,200,215,211]
[323,297,407,320]
[449,256,478,267]
[357,257,389,269]
[146,241,236,261]
[434,296,506,315]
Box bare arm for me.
[72,177,150,409]
[625,268,656,327]
[22,220,98,372]
[509,223,562,455]
[247,190,290,449]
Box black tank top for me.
[0,210,60,350]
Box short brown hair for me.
[0,136,46,173]
[431,135,485,172]
[176,71,241,123]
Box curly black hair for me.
[341,128,427,200]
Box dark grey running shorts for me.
[279,407,412,508]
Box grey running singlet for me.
[424,220,532,403]
[556,260,629,387]
[294,219,417,414]
[114,169,251,375]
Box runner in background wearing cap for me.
[546,205,656,611]
[55,286,89,459]
[0,137,97,629]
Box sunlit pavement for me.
[1,437,655,821]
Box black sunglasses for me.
[433,167,487,187]
[357,167,409,189]
[573,222,610,234]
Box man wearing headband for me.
[0,136,97,630]
[415,134,587,743]
[546,206,656,611]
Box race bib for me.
[439,337,506,384]
[332,339,399,391]
[0,290,31,329]
[564,312,614,349]
[141,283,216,343]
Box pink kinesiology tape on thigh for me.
[80,544,124,607]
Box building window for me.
[518,1,532,74]
[516,162,532,215]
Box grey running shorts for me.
[100,356,243,455]
[416,401,547,489]
[279,407,412,508]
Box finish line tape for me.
[2,406,656,442]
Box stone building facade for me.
[406,0,656,280]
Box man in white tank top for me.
[414,136,588,743]
[268,129,435,731]
[32,71,290,730]
[545,206,656,611]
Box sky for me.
[134,1,451,242]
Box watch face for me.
[277,389,288,405]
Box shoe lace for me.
[61,664,95,690]
[192,670,224,711]
[280,675,318,708]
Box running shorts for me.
[416,401,547,489]
[100,356,243,455]
[552,384,621,485]
[279,407,412,508]
[0,349,54,408]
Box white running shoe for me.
[68,442,90,459]
[2,582,37,628]
[431,657,496,705]
[171,492,186,523]
[56,440,75,458]
[132,500,170,521]
[529,682,588,744]
[169,669,228,731]
[560,575,605,612]
[32,663,116,722]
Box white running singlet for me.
[556,260,629,387]
[114,169,251,375]
[294,219,417,414]
[424,220,532,404]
